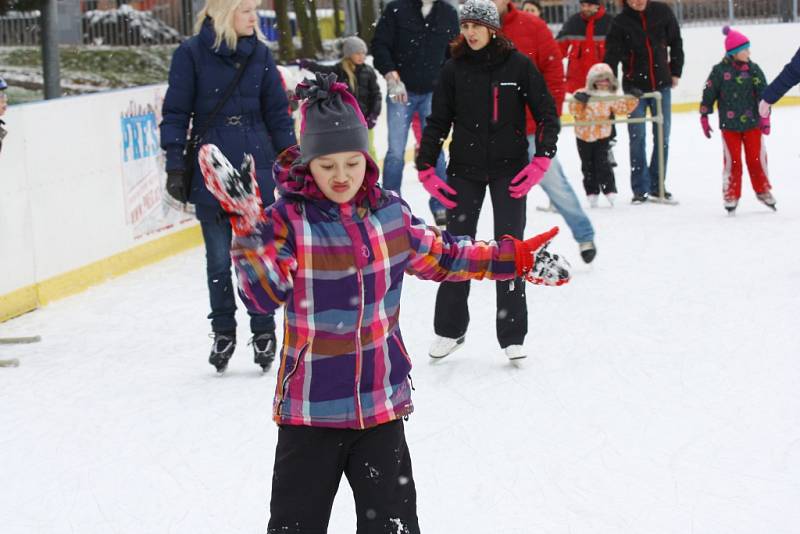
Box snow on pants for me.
[267,419,420,534]
[434,173,527,348]
[721,128,772,201]
[576,137,616,196]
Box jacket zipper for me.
[640,12,657,91]
[276,343,309,416]
[354,269,366,429]
[491,81,499,124]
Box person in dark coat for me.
[759,46,800,117]
[371,0,459,226]
[416,0,560,361]
[160,0,296,372]
[604,0,683,203]
[299,36,382,158]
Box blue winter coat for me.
[160,19,296,220]
[762,46,800,105]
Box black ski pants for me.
[434,173,527,348]
[576,137,617,196]
[267,419,420,534]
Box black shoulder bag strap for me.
[182,53,253,197]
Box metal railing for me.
[547,0,798,29]
[564,91,673,204]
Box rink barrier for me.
[0,224,202,322]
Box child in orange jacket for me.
[569,63,638,207]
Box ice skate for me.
[250,332,276,372]
[587,194,599,208]
[209,332,236,373]
[724,198,738,215]
[504,345,527,360]
[579,241,597,264]
[756,191,777,211]
[429,335,465,359]
[605,192,616,207]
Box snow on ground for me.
[1,107,799,534]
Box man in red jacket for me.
[494,0,597,263]
[557,0,613,95]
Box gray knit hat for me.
[460,0,501,31]
[341,35,368,57]
[296,72,369,164]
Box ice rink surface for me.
[2,106,799,534]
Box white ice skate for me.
[429,335,465,359]
[504,345,527,360]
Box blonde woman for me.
[160,0,296,373]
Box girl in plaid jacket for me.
[199,72,570,533]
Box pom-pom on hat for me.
[295,72,369,164]
[460,0,501,31]
[723,26,750,56]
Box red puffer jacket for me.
[500,3,564,132]
[556,6,613,94]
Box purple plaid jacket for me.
[231,147,518,429]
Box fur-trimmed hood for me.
[585,62,620,95]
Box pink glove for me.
[758,99,771,118]
[700,115,713,139]
[418,167,457,209]
[508,157,551,199]
[760,116,771,135]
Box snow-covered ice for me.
[1,107,799,534]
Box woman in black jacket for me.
[416,0,559,361]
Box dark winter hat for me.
[296,72,369,164]
[341,36,368,58]
[460,0,501,31]
[723,26,750,56]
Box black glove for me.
[166,171,188,203]
[628,87,644,98]
[573,91,590,104]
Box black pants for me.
[267,419,420,534]
[576,137,616,196]
[434,174,527,348]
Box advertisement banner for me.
[120,88,193,239]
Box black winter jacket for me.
[371,0,459,94]
[417,43,560,182]
[303,61,382,121]
[603,1,684,93]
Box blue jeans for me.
[200,218,274,335]
[383,91,448,214]
[628,87,672,195]
[527,135,595,244]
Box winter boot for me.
[250,332,276,372]
[429,335,465,359]
[504,345,527,360]
[587,194,599,208]
[579,241,597,264]
[209,332,236,373]
[756,191,777,211]
[631,192,649,204]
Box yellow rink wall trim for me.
[0,224,203,323]
[3,98,799,323]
